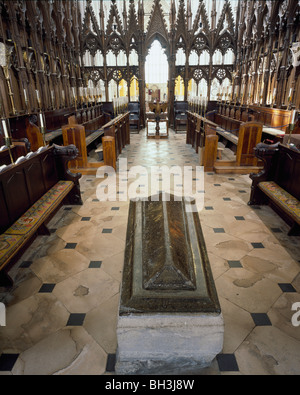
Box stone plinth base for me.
[115,313,224,375]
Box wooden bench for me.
[67,114,106,151]
[248,142,300,236]
[187,111,263,173]
[23,105,107,152]
[0,144,82,286]
[214,103,296,140]
[0,138,30,166]
[61,112,129,174]
[100,112,130,157]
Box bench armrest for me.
[252,142,279,177]
[248,142,279,205]
[52,144,83,205]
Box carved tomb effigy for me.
[116,194,224,375]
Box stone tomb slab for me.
[115,194,224,375]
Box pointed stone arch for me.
[192,1,210,35]
[145,0,170,56]
[106,0,124,37]
[216,0,235,37]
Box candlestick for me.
[1,118,14,164]
[39,113,46,146]
[36,89,41,107]
[51,90,55,109]
[291,110,296,125]
[2,118,9,139]
[287,110,297,145]
[39,112,44,128]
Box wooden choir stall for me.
[62,111,130,174]
[186,103,299,174]
[0,144,83,287]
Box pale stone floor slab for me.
[0,129,300,375]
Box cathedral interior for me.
[0,0,299,376]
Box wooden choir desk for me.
[187,111,263,174]
[23,105,106,152]
[62,112,130,174]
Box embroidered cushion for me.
[0,234,25,268]
[259,181,300,225]
[5,180,74,236]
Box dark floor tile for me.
[20,261,33,268]
[235,216,245,221]
[271,227,283,233]
[223,197,231,201]
[102,229,112,234]
[228,260,243,268]
[238,190,247,193]
[106,354,116,372]
[38,283,56,293]
[64,207,72,211]
[205,206,214,210]
[216,354,239,372]
[0,354,19,371]
[89,261,102,268]
[66,313,86,326]
[228,178,235,181]
[251,313,272,326]
[251,242,264,249]
[65,243,77,249]
[278,283,296,293]
[214,184,221,186]
[213,228,225,233]
[111,207,120,211]
[81,217,91,221]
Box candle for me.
[2,119,9,139]
[39,113,44,128]
[23,89,27,102]
[291,110,296,125]
[36,89,40,105]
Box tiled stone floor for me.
[0,128,300,375]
